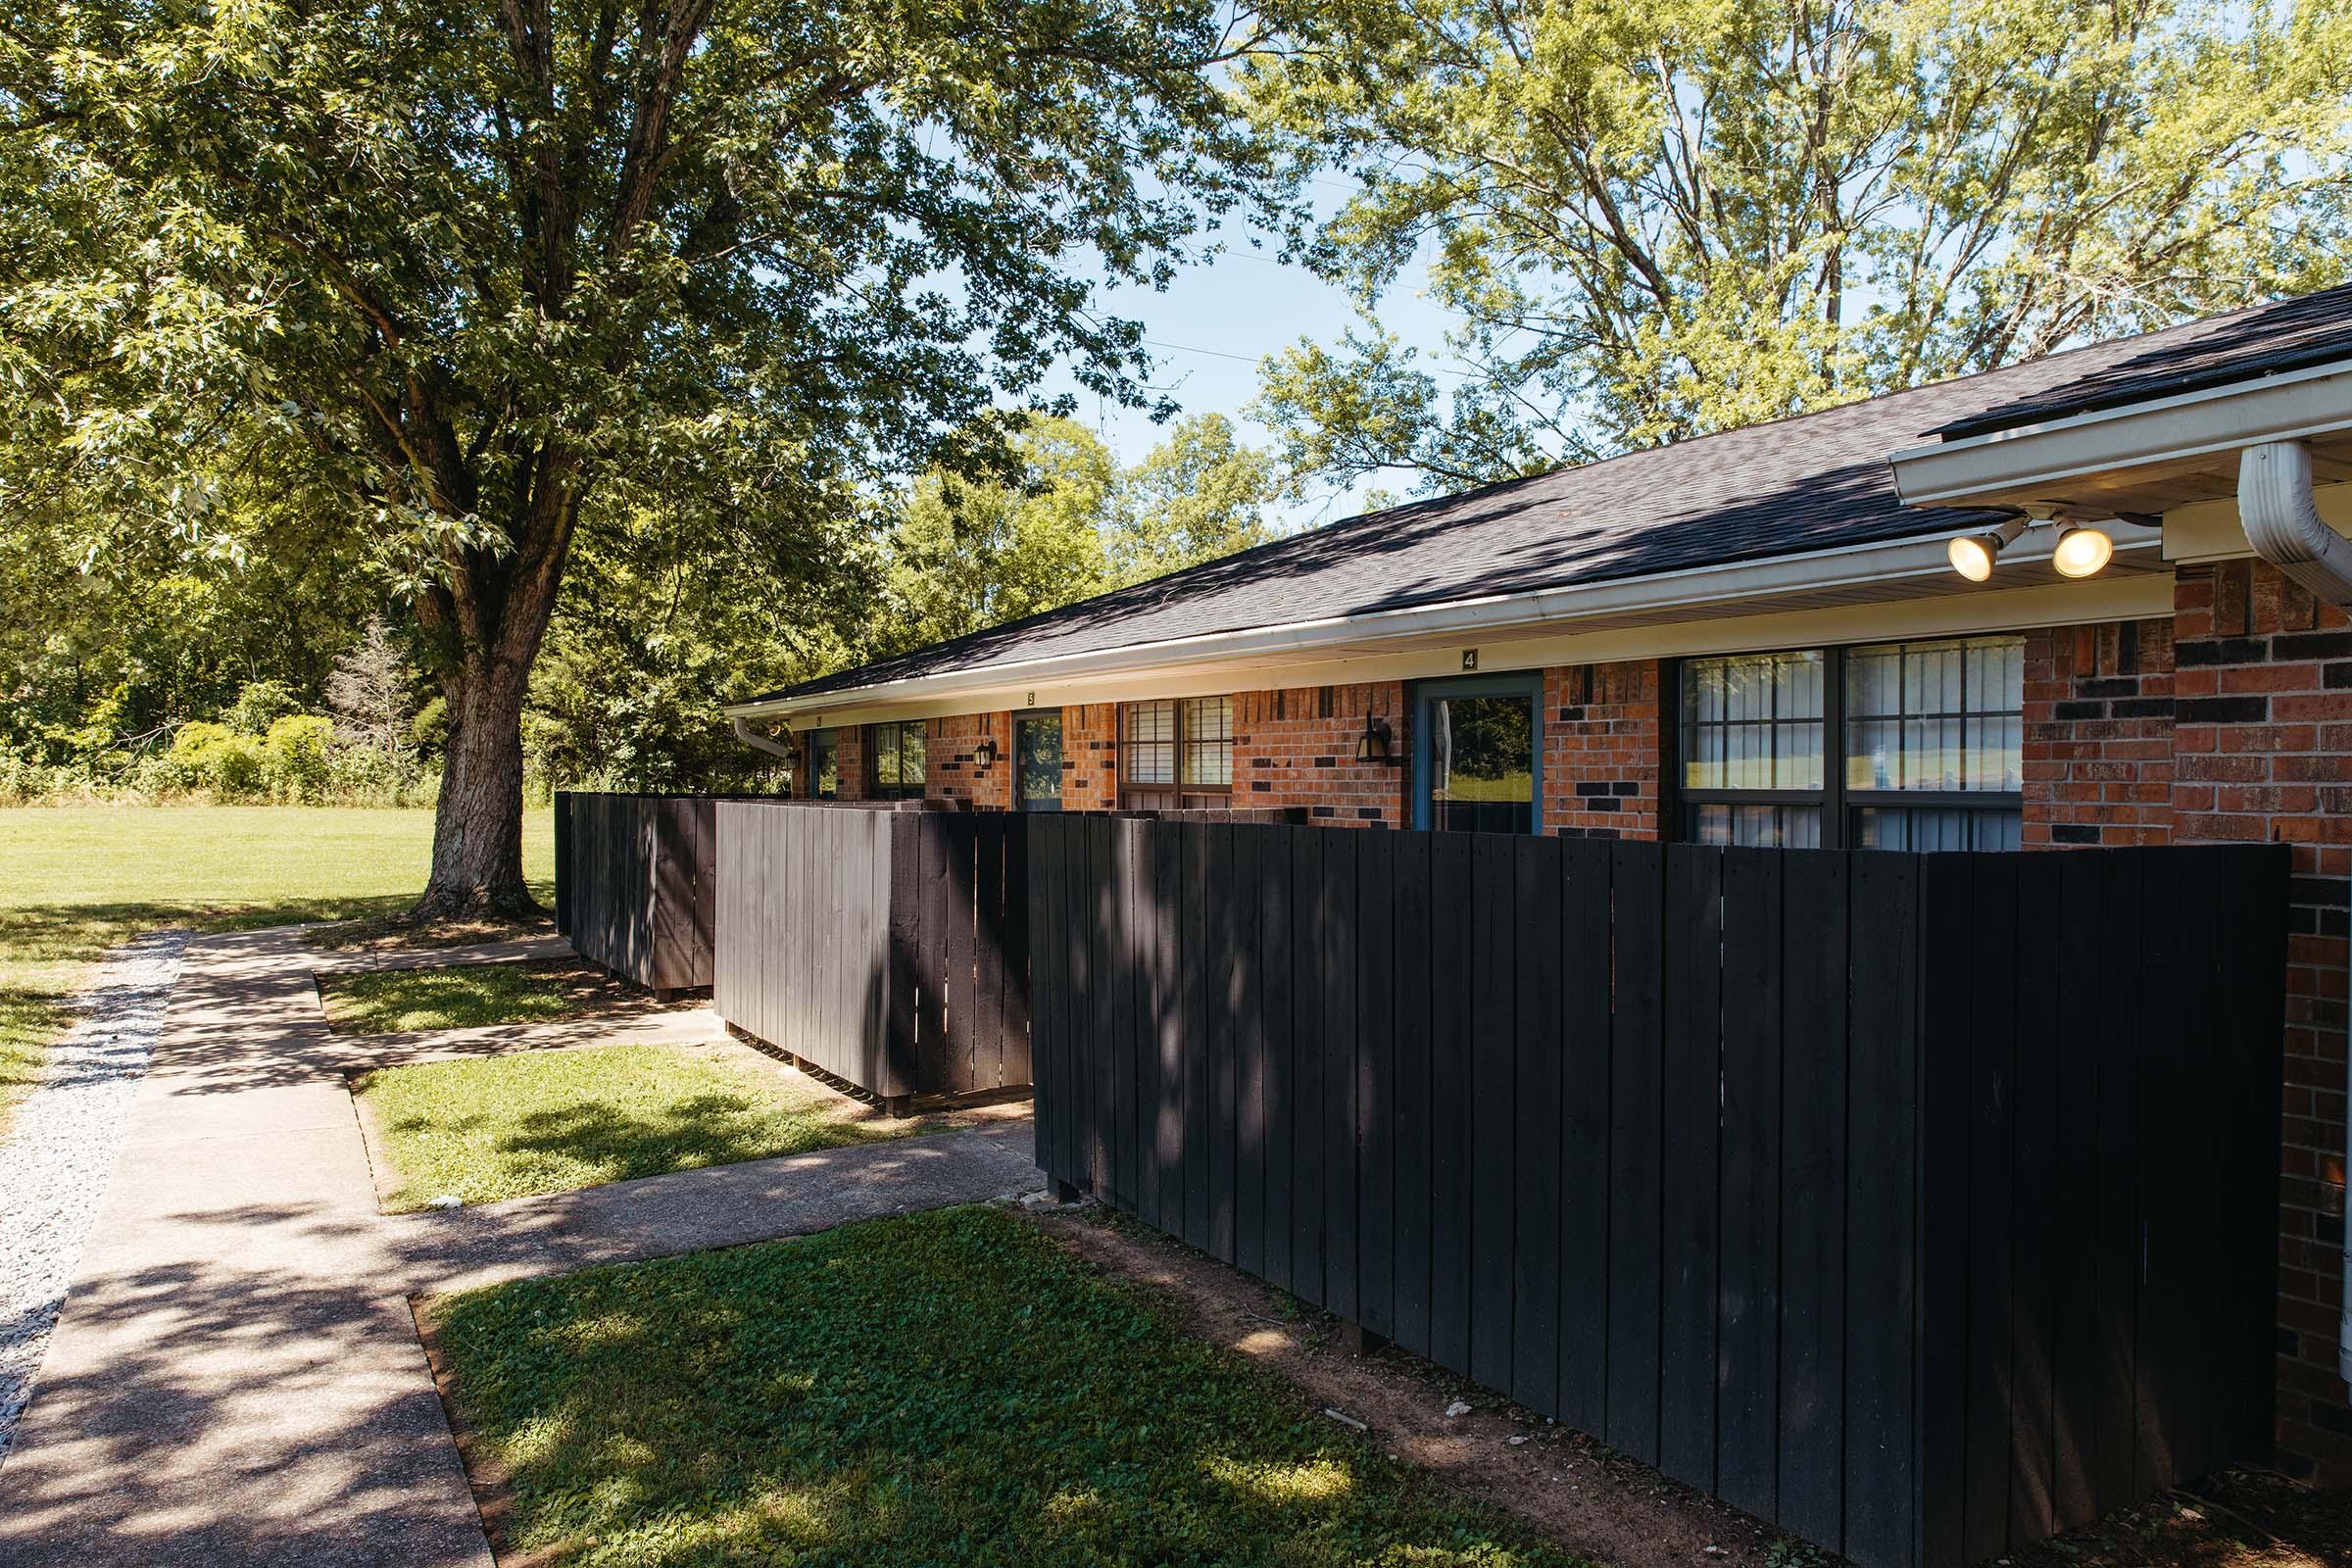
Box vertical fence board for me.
[1843,850,1919,1567]
[1324,829,1362,1325]
[2008,851,2062,1551]
[1606,841,1665,1463]
[1235,824,1268,1276]
[1660,845,1724,1492]
[2091,851,2142,1519]
[1916,852,1972,1568]
[1214,823,1249,1265]
[1428,832,1476,1377]
[1357,828,1397,1342]
[1291,828,1328,1306]
[1777,849,1847,1553]
[1470,833,1518,1394]
[2049,850,2103,1530]
[1716,847,1783,1522]
[1556,838,1613,1436]
[1512,835,1564,1415]
[2134,848,2188,1498]
[1180,822,1211,1250]
[1152,819,1185,1232]
[1964,855,2020,1565]
[1393,830,1436,1359]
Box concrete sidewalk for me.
[0,928,1040,1567]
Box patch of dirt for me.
[1031,1206,2352,1568]
[2004,1467,2350,1568]
[305,910,557,953]
[1030,1205,1797,1568]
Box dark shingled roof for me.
[758,283,2352,707]
[1935,283,2352,440]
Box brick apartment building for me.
[729,285,2352,1477]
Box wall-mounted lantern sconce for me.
[1355,710,1398,765]
[973,733,1001,768]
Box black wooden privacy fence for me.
[713,803,1033,1105]
[557,791,724,995]
[1027,819,2287,1568]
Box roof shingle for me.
[759,282,2352,707]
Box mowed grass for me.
[0,805,553,1137]
[430,1204,1592,1568]
[320,960,602,1035]
[356,1044,909,1210]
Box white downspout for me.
[2236,440,2352,1385]
[731,716,796,764]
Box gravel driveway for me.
[0,930,187,1464]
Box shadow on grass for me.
[320,960,588,1035]
[367,1050,905,1209]
[428,1205,1588,1568]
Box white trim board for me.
[759,572,2176,731]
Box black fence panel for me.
[560,792,719,992]
[1029,819,2289,1568]
[714,803,1031,1102]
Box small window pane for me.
[1855,806,2022,852]
[1125,701,1177,787]
[1182,696,1233,788]
[1845,635,2024,795]
[1681,650,1824,795]
[1689,802,1822,848]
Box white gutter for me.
[1890,358,2352,508]
[725,526,2158,722]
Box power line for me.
[1142,336,1481,380]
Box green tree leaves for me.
[1245,0,2352,490]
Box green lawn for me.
[320,960,599,1035]
[356,1044,908,1210]
[0,805,554,1137]
[430,1204,1591,1568]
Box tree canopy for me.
[4,0,1298,909]
[1245,0,2352,490]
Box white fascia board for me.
[1888,359,2352,508]
[729,529,2168,727]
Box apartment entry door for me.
[1014,712,1063,811]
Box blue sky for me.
[1039,208,1471,532]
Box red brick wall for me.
[1542,660,1663,840]
[790,724,866,800]
[926,712,1011,809]
[2167,559,2352,1478]
[1061,703,1120,811]
[2022,620,2177,848]
[1232,682,1412,826]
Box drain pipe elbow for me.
[2239,441,2352,612]
[2239,441,2352,1387]
[731,716,796,763]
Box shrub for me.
[264,714,337,802]
[168,721,266,798]
[225,679,305,737]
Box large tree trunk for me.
[413,475,578,921]
[416,655,538,918]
